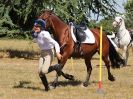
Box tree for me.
[0,0,118,38]
[124,0,133,29]
[97,16,114,33]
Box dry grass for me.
[0,39,39,59]
[0,39,133,99]
[0,39,39,52]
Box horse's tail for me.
[108,39,125,68]
[129,30,133,53]
[131,41,133,53]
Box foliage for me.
[0,0,118,39]
[97,17,114,33]
[124,0,133,29]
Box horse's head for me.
[39,10,53,30]
[39,10,71,47]
[112,16,124,28]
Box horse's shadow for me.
[13,80,82,91]
[49,80,82,87]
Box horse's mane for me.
[93,26,100,29]
[40,10,53,15]
[40,10,68,25]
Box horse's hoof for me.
[81,84,87,88]
[121,64,127,67]
[69,75,75,81]
[83,82,89,87]
[65,74,75,80]
[44,87,50,92]
[108,75,115,81]
[49,85,56,90]
[51,82,58,88]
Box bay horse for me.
[113,16,132,66]
[39,10,124,88]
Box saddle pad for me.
[82,28,95,44]
[71,26,95,44]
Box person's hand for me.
[32,26,41,33]
[56,52,62,60]
[31,31,38,38]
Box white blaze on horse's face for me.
[112,17,123,28]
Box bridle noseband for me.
[114,18,122,27]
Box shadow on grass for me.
[13,81,43,91]
[49,80,82,87]
[13,80,82,91]
[0,49,39,59]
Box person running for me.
[32,19,62,91]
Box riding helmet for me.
[34,19,46,30]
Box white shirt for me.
[34,30,60,53]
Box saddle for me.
[73,24,87,43]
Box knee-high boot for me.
[39,75,49,91]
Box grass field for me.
[0,39,133,99]
[0,39,39,59]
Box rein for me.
[114,19,122,27]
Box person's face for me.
[32,25,41,33]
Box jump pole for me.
[71,57,74,75]
[97,26,104,93]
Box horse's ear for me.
[50,9,54,13]
[119,14,125,19]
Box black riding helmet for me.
[34,19,46,30]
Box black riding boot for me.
[48,64,62,75]
[39,75,49,91]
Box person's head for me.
[33,19,46,33]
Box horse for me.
[112,16,132,66]
[39,10,125,88]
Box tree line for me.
[0,0,132,39]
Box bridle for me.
[114,18,122,27]
[114,17,128,47]
[39,12,53,30]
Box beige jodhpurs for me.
[38,49,54,75]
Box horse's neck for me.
[52,15,67,29]
[119,22,125,30]
[51,15,73,45]
[118,21,126,37]
[53,17,67,33]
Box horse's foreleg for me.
[126,49,129,66]
[122,46,128,66]
[83,58,92,87]
[58,51,75,80]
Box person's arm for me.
[44,32,62,60]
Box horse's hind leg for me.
[123,46,129,66]
[102,56,115,81]
[51,69,75,87]
[51,62,75,88]
[83,58,92,87]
